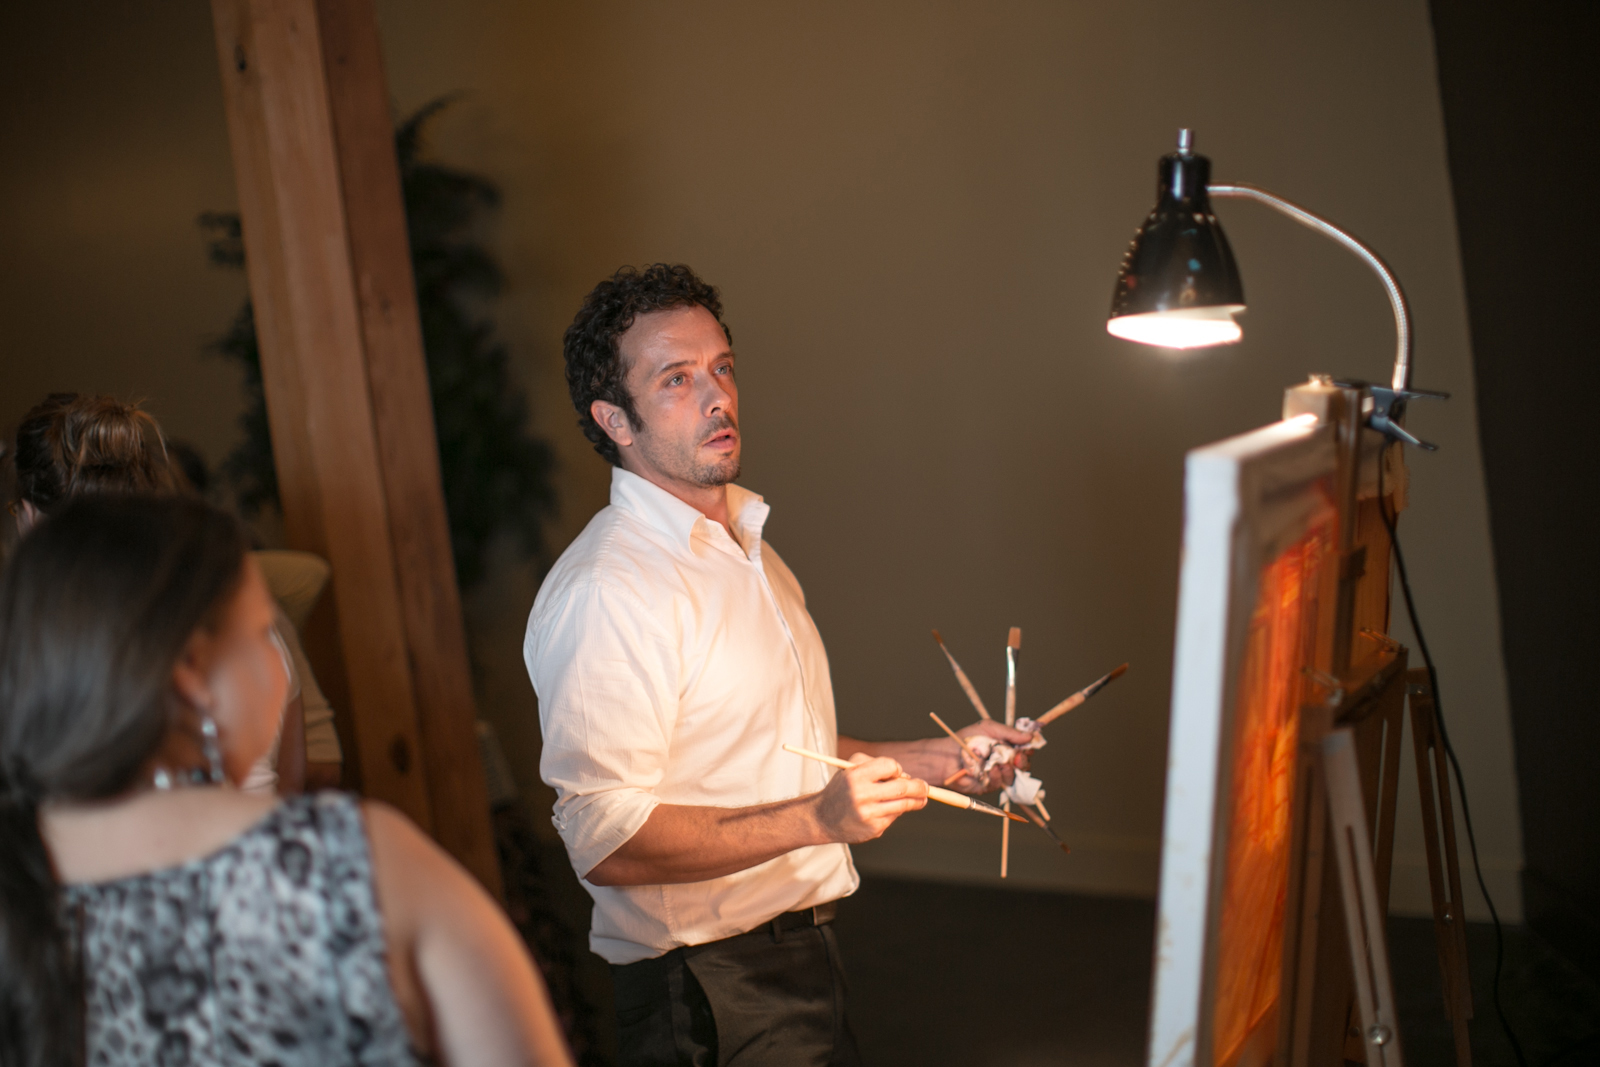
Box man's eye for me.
[668,375,685,386]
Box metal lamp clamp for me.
[1333,380,1452,451]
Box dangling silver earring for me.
[152,766,174,790]
[199,714,226,785]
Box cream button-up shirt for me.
[525,466,859,964]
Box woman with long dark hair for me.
[9,391,343,794]
[0,495,571,1066]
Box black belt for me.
[615,901,841,972]
[764,900,837,941]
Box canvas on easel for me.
[1145,377,1465,1067]
[1148,399,1342,1067]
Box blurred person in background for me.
[167,434,345,791]
[9,392,342,792]
[0,493,572,1065]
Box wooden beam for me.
[209,0,501,894]
[314,0,501,894]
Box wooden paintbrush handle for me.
[783,744,855,770]
[1035,692,1085,727]
[928,712,980,761]
[932,631,993,720]
[782,745,1015,818]
[1036,662,1129,727]
[926,784,975,808]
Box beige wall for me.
[0,1,1521,918]
[0,5,246,466]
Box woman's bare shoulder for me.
[360,799,455,872]
[46,789,281,884]
[359,800,478,917]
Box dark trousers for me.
[611,917,862,1067]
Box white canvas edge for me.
[1147,414,1335,1067]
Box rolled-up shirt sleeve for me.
[527,579,679,879]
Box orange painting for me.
[1211,513,1333,1067]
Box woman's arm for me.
[364,801,574,1066]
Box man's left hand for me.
[838,722,1040,798]
[944,719,1038,795]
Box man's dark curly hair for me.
[564,263,731,466]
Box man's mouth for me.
[703,428,739,453]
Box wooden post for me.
[209,0,502,895]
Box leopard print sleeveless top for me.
[61,792,424,1066]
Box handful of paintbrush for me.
[930,626,1128,876]
[785,626,1127,878]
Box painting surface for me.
[1211,507,1334,1067]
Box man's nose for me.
[701,372,735,414]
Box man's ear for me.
[591,399,636,450]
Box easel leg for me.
[1343,663,1410,1064]
[1324,727,1406,1067]
[1407,668,1475,1066]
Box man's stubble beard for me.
[693,456,741,488]
[634,415,741,488]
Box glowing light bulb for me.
[1105,306,1245,349]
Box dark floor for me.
[536,853,1600,1066]
[843,878,1600,1067]
[835,878,1153,1067]
[1388,915,1600,1067]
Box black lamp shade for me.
[1108,149,1246,347]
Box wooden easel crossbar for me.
[1295,656,1474,1067]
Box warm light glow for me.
[1105,305,1245,349]
[1211,509,1333,1067]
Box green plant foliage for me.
[201,99,556,588]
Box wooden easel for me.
[1306,655,1475,1067]
[1406,668,1476,1066]
[1274,379,1474,1067]
[1323,724,1404,1067]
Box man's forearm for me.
[585,796,827,887]
[584,755,928,887]
[836,734,948,784]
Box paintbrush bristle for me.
[1008,627,1022,649]
[969,796,1026,821]
[931,629,944,645]
[1109,662,1129,680]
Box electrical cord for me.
[1377,453,1529,1067]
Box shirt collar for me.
[726,484,770,561]
[609,466,770,560]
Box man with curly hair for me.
[525,264,1031,1066]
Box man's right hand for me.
[813,755,928,843]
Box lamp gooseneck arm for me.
[1208,183,1413,392]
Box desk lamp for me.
[1120,135,1459,1067]
[1106,129,1446,447]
